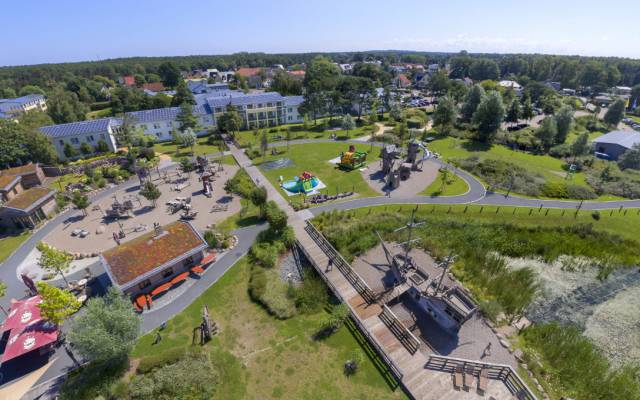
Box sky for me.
[3,0,640,67]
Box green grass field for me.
[0,232,31,263]
[236,124,375,148]
[131,257,407,400]
[420,171,469,196]
[86,108,112,120]
[256,142,381,200]
[153,137,221,160]
[627,114,640,124]
[428,136,588,186]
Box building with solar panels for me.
[39,118,120,160]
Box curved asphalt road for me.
[2,138,640,395]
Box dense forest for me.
[2,50,640,93]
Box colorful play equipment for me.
[282,171,320,193]
[338,145,367,170]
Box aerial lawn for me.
[152,137,222,160]
[255,142,381,200]
[428,136,587,184]
[236,124,376,148]
[420,170,469,197]
[0,231,31,263]
[86,108,113,120]
[131,257,407,400]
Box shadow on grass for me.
[235,215,261,228]
[461,140,492,152]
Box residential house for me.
[39,118,119,160]
[287,70,305,80]
[120,76,136,87]
[499,80,523,94]
[594,95,614,106]
[236,67,265,88]
[592,131,640,160]
[284,96,304,123]
[561,88,577,96]
[142,82,166,93]
[394,74,412,89]
[614,86,632,96]
[207,92,285,129]
[337,64,353,74]
[0,94,47,119]
[125,105,214,141]
[545,81,562,91]
[100,221,208,298]
[0,164,55,229]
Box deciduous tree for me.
[461,84,485,122]
[432,96,458,135]
[36,282,80,326]
[603,99,626,127]
[68,287,140,362]
[140,181,161,207]
[473,91,505,142]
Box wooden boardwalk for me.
[227,141,533,400]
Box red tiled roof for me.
[398,74,411,85]
[2,187,54,211]
[143,82,166,92]
[102,221,206,287]
[236,67,262,78]
[122,76,135,86]
[288,70,305,76]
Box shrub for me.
[292,273,328,314]
[457,157,545,196]
[248,264,267,302]
[548,143,572,158]
[406,117,425,129]
[136,347,186,374]
[591,211,601,220]
[203,230,218,248]
[541,181,569,198]
[566,184,597,200]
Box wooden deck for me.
[228,141,534,400]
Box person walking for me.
[326,258,334,272]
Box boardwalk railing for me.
[294,240,404,381]
[304,221,376,303]
[425,355,537,400]
[379,305,421,355]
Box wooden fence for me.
[379,305,421,355]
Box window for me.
[183,256,194,267]
[288,116,292,121]
[138,279,151,290]
[154,123,161,129]
[58,140,64,146]
[246,104,253,109]
[257,103,263,108]
[167,122,173,127]
[87,135,95,142]
[267,102,273,107]
[288,108,293,113]
[71,138,79,144]
[215,107,223,113]
[156,133,162,138]
[161,268,173,279]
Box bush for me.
[203,230,218,248]
[406,117,425,129]
[248,264,267,302]
[591,210,601,220]
[292,273,328,314]
[457,157,545,197]
[548,143,572,158]
[541,181,569,198]
[566,184,597,200]
[136,347,185,374]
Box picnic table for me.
[210,204,228,213]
